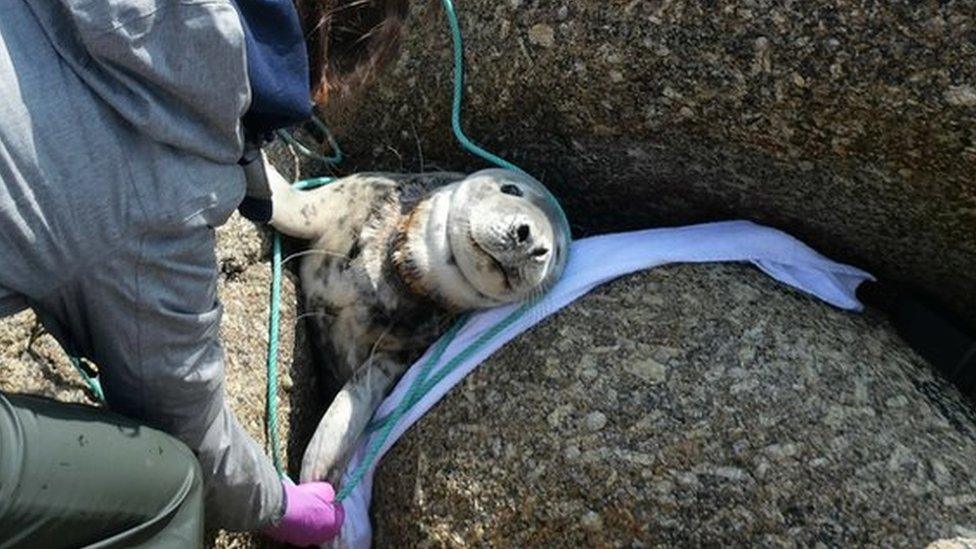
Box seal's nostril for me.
[531,247,548,257]
[516,224,530,242]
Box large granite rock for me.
[371,264,976,546]
[317,0,976,329]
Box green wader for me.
[0,392,204,548]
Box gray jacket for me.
[1,0,284,531]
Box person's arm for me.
[24,0,252,163]
[229,0,317,227]
[23,1,345,540]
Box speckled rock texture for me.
[371,264,976,547]
[319,0,976,329]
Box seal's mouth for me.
[467,232,512,290]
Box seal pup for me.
[267,166,570,485]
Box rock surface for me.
[319,0,976,329]
[371,263,976,547]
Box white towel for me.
[331,220,874,548]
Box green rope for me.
[266,171,342,475]
[442,0,521,175]
[440,0,572,239]
[345,299,539,501]
[275,115,343,165]
[334,314,470,500]
[364,300,534,434]
[69,357,104,402]
[267,231,285,472]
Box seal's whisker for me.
[357,326,396,391]
[363,324,394,370]
[282,249,350,265]
[295,310,336,323]
[411,123,424,173]
[386,145,404,171]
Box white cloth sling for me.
[332,220,875,548]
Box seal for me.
[267,167,570,484]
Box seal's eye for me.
[500,184,523,197]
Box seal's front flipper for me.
[269,169,404,245]
[261,151,328,241]
[299,355,409,485]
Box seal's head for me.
[438,169,570,306]
[392,169,570,310]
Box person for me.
[0,0,406,546]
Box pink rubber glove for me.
[263,480,345,547]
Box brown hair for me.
[295,0,410,106]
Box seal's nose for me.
[516,224,530,243]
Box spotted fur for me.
[268,169,570,485]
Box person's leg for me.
[0,287,27,319]
[0,391,203,548]
[1,0,280,533]
[29,202,284,533]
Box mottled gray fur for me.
[267,169,570,485]
[296,173,461,484]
